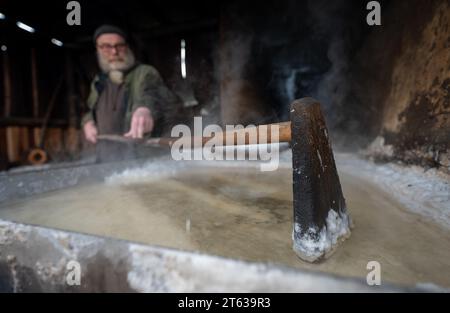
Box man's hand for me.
[83,120,98,144]
[124,107,154,139]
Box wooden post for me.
[65,51,80,156]
[65,51,76,127]
[2,50,16,163]
[31,48,40,118]
[3,53,12,117]
[31,48,41,148]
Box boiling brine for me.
[0,165,449,288]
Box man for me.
[82,25,181,144]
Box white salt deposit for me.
[335,153,450,229]
[280,149,450,230]
[292,209,352,262]
[104,161,185,185]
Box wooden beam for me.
[3,51,13,163]
[65,52,77,127]
[31,48,40,118]
[31,48,40,147]
[0,117,68,127]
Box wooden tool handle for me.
[213,121,291,146]
[145,121,292,147]
[97,134,145,144]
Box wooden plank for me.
[6,126,19,162]
[0,127,7,170]
[33,127,41,148]
[65,127,81,156]
[20,127,30,154]
[45,128,63,160]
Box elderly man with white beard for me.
[82,25,181,145]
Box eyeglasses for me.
[96,42,128,53]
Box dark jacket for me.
[81,64,182,137]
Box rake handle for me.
[145,121,292,147]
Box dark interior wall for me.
[0,35,69,120]
[333,0,450,169]
[218,0,449,170]
[379,0,449,168]
[218,0,372,126]
[7,46,32,117]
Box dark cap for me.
[93,24,128,43]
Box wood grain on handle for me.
[145,122,292,147]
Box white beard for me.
[98,49,136,84]
[108,70,124,84]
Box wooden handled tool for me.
[144,121,292,147]
[98,122,292,147]
[97,98,352,263]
